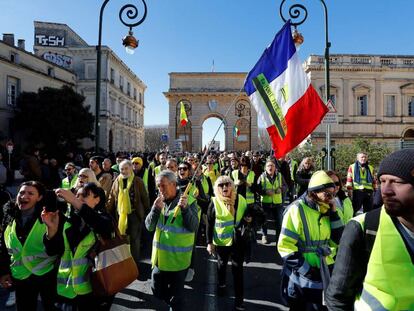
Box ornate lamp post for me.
[280,0,332,169]
[95,0,147,153]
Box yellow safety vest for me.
[142,168,149,191]
[260,173,283,204]
[232,170,255,204]
[212,195,247,247]
[57,222,96,299]
[334,197,354,224]
[354,208,414,310]
[151,197,197,272]
[61,175,78,189]
[349,163,375,190]
[4,219,57,280]
[278,200,337,268]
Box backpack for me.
[363,207,381,256]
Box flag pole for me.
[171,86,245,223]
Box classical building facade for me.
[307,54,414,147]
[33,21,146,152]
[0,34,76,141]
[164,72,258,152]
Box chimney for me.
[3,33,15,46]
[17,39,25,50]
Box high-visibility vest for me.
[212,195,247,247]
[334,197,354,224]
[57,222,96,299]
[260,173,283,204]
[349,163,375,190]
[151,197,197,272]
[204,168,219,186]
[232,170,255,204]
[278,199,336,268]
[142,168,149,191]
[353,208,414,310]
[61,175,78,189]
[154,165,162,177]
[4,219,57,280]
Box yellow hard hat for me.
[308,170,334,192]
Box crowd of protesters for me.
[0,146,413,311]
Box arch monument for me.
[164,72,258,152]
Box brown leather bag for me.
[90,228,139,296]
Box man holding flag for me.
[244,20,328,159]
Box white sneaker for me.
[185,268,195,282]
[5,291,16,307]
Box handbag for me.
[89,227,139,296]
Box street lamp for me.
[279,0,332,170]
[95,0,148,153]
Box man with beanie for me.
[278,170,344,310]
[346,152,377,214]
[326,149,414,310]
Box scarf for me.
[354,161,373,184]
[216,190,237,216]
[117,175,134,235]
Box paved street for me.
[111,228,288,311]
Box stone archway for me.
[201,113,226,152]
[165,72,258,152]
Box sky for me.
[2,0,414,149]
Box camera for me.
[43,190,67,212]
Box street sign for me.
[161,134,168,143]
[173,139,183,152]
[6,141,14,154]
[322,99,338,124]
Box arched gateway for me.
[164,72,258,152]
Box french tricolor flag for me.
[244,20,328,158]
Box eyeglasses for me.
[79,174,88,178]
[65,168,74,171]
[319,191,334,199]
[178,167,188,171]
[218,182,230,188]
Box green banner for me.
[252,73,287,139]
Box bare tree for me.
[258,128,272,151]
[144,125,168,152]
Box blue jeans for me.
[151,266,188,311]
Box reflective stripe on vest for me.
[212,195,247,247]
[261,173,282,204]
[278,200,335,268]
[351,164,374,190]
[334,197,354,225]
[151,197,196,271]
[354,208,414,310]
[4,219,57,280]
[232,170,255,204]
[57,222,95,299]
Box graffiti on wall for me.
[42,52,72,69]
[35,34,65,47]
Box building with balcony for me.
[307,54,414,148]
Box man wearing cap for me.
[326,149,414,310]
[278,170,344,310]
